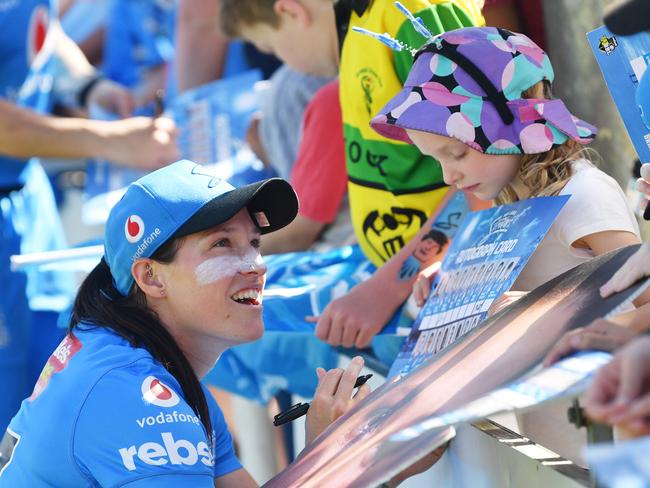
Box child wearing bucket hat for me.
[0,160,373,486]
[370,25,644,471]
[371,26,640,297]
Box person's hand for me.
[311,277,403,348]
[87,79,136,118]
[102,116,180,171]
[488,291,527,317]
[600,243,650,298]
[636,163,650,198]
[305,356,371,445]
[584,336,650,436]
[543,319,637,367]
[412,262,441,308]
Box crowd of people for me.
[1,0,650,486]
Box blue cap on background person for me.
[104,159,298,295]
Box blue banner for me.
[390,196,568,377]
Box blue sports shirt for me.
[0,326,241,486]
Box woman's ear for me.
[273,0,311,27]
[132,260,166,298]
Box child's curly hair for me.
[496,81,600,205]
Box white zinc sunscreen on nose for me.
[194,249,264,285]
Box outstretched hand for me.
[543,319,637,367]
[311,278,403,349]
[600,243,650,298]
[584,336,650,436]
[305,356,371,445]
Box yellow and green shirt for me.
[340,0,483,266]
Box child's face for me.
[240,0,339,77]
[405,129,523,201]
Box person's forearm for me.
[175,0,228,93]
[0,100,108,160]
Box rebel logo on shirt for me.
[125,215,145,243]
[141,376,180,408]
[29,334,82,401]
[118,432,214,471]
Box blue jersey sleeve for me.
[72,360,219,486]
[202,384,242,478]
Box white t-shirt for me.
[510,160,639,465]
[513,160,640,292]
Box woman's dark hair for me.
[69,237,213,441]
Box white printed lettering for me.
[138,442,168,466]
[162,432,198,466]
[118,432,214,471]
[118,446,138,471]
[197,441,213,467]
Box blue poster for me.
[587,26,650,163]
[83,70,265,225]
[389,196,568,377]
[170,70,262,165]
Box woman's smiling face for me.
[157,208,267,350]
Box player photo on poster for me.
[391,195,569,377]
[265,246,649,488]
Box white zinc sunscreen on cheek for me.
[194,249,265,286]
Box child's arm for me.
[313,190,486,348]
[577,229,650,306]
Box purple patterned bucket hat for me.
[370,27,597,155]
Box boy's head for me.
[220,0,339,77]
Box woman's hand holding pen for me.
[305,356,371,445]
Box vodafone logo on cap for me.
[125,215,145,243]
[141,376,180,408]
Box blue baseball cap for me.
[104,159,298,296]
